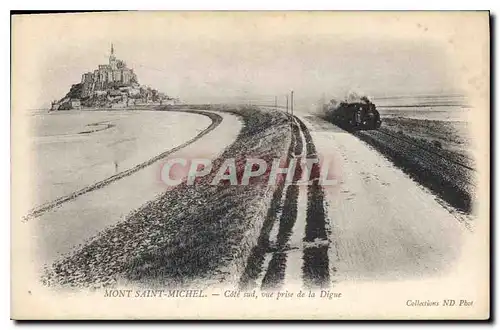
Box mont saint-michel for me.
[12,12,489,321]
[51,44,179,110]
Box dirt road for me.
[240,113,469,289]
[300,115,468,284]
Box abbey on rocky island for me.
[80,43,138,98]
[51,44,178,110]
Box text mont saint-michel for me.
[105,289,206,298]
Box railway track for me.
[304,114,474,172]
[353,126,475,213]
[239,115,331,290]
[303,114,474,213]
[354,128,475,187]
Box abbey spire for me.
[109,43,117,70]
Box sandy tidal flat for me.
[28,110,212,208]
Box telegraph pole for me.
[290,90,294,116]
[286,95,289,114]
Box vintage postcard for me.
[11,11,490,320]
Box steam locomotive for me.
[329,97,382,131]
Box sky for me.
[12,12,488,110]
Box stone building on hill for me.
[51,44,175,111]
[80,44,138,98]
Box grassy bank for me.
[42,105,292,289]
[381,116,474,168]
[354,116,475,213]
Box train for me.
[328,96,382,131]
